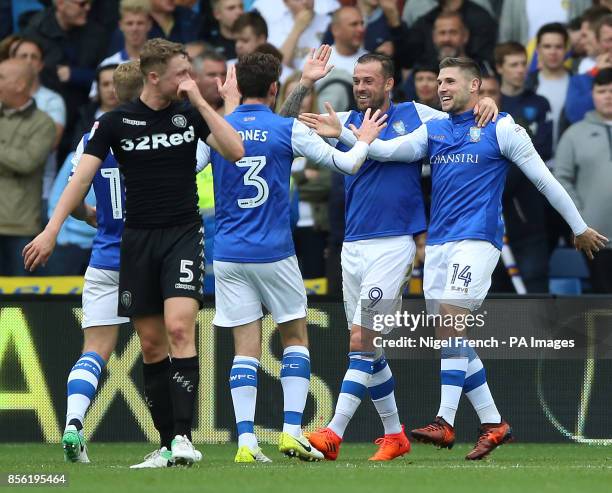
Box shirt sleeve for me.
[338,123,429,163]
[195,139,211,173]
[496,115,588,235]
[290,120,369,175]
[46,93,67,126]
[191,107,212,141]
[413,102,449,123]
[84,114,114,161]
[70,136,86,179]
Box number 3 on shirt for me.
[236,156,269,209]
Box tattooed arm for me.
[278,45,334,117]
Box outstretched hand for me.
[299,102,342,138]
[301,45,334,87]
[349,108,388,144]
[574,227,608,260]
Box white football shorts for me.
[82,266,130,329]
[424,239,500,313]
[213,255,307,327]
[342,235,416,333]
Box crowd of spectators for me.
[0,0,610,294]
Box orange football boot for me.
[465,420,513,460]
[368,425,411,461]
[304,428,342,460]
[410,416,456,449]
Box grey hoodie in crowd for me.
[554,110,612,247]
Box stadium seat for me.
[548,248,590,295]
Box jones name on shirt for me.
[237,129,269,142]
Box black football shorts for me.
[118,221,205,317]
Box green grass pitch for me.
[1,443,610,493]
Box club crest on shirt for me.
[120,290,132,309]
[172,114,187,128]
[392,120,406,135]
[469,126,481,142]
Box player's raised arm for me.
[217,64,241,116]
[291,108,387,174]
[23,152,102,271]
[178,78,244,162]
[497,115,608,259]
[278,45,334,118]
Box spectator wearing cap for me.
[555,68,612,293]
[0,59,55,276]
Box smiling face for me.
[437,66,479,113]
[352,60,393,112]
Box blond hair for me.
[120,0,151,17]
[113,61,144,102]
[140,38,187,76]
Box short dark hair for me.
[9,36,44,58]
[568,16,583,31]
[434,10,466,30]
[582,5,610,27]
[356,52,394,79]
[494,41,526,67]
[232,11,268,38]
[439,56,482,82]
[594,67,612,86]
[536,22,569,45]
[254,42,282,62]
[236,52,281,98]
[413,63,439,77]
[96,63,119,86]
